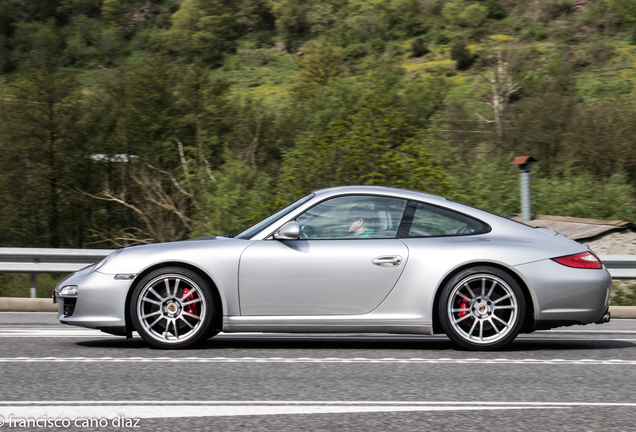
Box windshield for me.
[236,194,315,239]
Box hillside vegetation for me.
[2,0,636,254]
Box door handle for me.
[372,255,402,268]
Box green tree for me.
[307,2,335,36]
[563,102,636,180]
[291,38,344,97]
[410,37,430,57]
[450,38,473,70]
[168,0,239,62]
[192,157,271,237]
[101,0,128,26]
[484,0,505,19]
[460,3,488,27]
[342,0,390,42]
[58,0,102,17]
[272,0,311,49]
[0,23,88,247]
[448,158,636,221]
[449,157,520,216]
[278,101,452,200]
[442,0,468,26]
[533,172,635,221]
[609,0,636,26]
[505,69,576,176]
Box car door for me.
[238,195,410,316]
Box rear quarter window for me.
[403,202,490,237]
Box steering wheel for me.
[299,224,317,239]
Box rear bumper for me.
[515,259,612,325]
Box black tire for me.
[439,266,526,351]
[130,266,217,349]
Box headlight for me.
[59,285,79,297]
[90,249,124,274]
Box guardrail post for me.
[30,273,37,299]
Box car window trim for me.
[237,193,315,240]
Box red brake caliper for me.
[458,298,469,326]
[182,288,197,317]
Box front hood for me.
[95,236,251,275]
[184,235,219,241]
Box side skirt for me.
[223,316,433,335]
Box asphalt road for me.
[1,313,636,431]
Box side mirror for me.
[274,221,299,240]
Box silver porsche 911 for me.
[54,186,611,350]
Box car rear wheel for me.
[130,267,216,349]
[439,266,525,350]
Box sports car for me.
[54,186,612,350]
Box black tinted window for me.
[403,202,489,237]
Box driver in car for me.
[347,204,377,238]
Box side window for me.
[295,196,407,240]
[404,202,489,237]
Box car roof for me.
[313,185,446,202]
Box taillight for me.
[551,252,603,269]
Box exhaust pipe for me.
[596,312,611,324]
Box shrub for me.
[442,0,468,26]
[451,160,636,222]
[484,0,506,19]
[460,4,489,28]
[436,31,452,44]
[253,31,276,49]
[521,23,547,41]
[370,38,387,53]
[450,38,473,70]
[344,43,369,60]
[549,1,576,18]
[589,40,615,64]
[101,0,128,26]
[611,281,636,306]
[410,37,430,57]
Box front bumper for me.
[54,267,135,329]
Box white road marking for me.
[0,401,634,406]
[0,356,636,365]
[0,401,635,419]
[546,330,636,333]
[0,405,558,419]
[0,329,111,338]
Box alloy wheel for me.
[136,274,207,344]
[447,274,519,345]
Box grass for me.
[0,273,67,298]
[215,48,298,107]
[611,281,636,306]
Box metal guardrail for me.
[0,249,634,299]
[0,248,115,298]
[598,255,636,280]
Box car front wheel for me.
[439,267,526,350]
[130,267,216,349]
